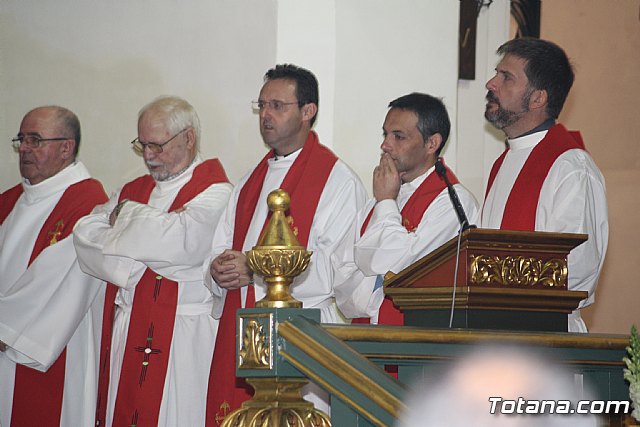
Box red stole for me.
[485,124,585,231]
[353,160,459,326]
[0,186,24,224]
[1,178,107,427]
[94,159,228,427]
[205,131,338,426]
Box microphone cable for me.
[448,224,464,328]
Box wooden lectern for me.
[383,228,588,332]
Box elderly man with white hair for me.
[74,96,232,427]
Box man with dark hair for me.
[0,106,108,426]
[338,93,477,325]
[74,96,232,427]
[264,63,319,127]
[205,63,367,423]
[481,38,608,332]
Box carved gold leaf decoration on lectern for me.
[470,255,567,287]
[238,318,271,369]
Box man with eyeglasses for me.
[73,96,232,427]
[0,106,108,427]
[204,64,367,424]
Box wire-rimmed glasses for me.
[131,128,188,154]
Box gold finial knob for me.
[255,189,300,249]
[267,189,289,211]
[246,189,312,308]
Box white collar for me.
[508,129,548,151]
[268,148,302,166]
[401,164,436,191]
[21,162,91,203]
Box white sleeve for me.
[73,190,141,288]
[338,185,478,319]
[0,237,104,371]
[333,199,382,319]
[74,182,233,287]
[333,264,383,319]
[327,169,388,319]
[103,182,233,282]
[203,183,241,319]
[537,152,608,309]
[313,169,369,285]
[355,184,479,276]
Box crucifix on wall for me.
[458,0,541,80]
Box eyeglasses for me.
[251,100,300,113]
[131,128,188,154]
[11,134,70,150]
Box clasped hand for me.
[209,249,254,290]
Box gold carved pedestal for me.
[246,189,311,309]
[220,378,330,427]
[221,189,330,427]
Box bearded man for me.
[480,38,608,333]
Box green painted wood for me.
[326,325,629,407]
[282,316,407,399]
[235,307,320,378]
[331,398,377,427]
[279,316,406,426]
[232,308,628,427]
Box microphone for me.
[434,158,475,328]
[434,159,475,232]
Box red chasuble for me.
[94,159,228,427]
[353,159,459,326]
[205,131,338,426]
[484,124,585,231]
[0,178,107,427]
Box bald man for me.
[0,106,108,427]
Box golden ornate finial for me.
[246,189,312,308]
[221,379,331,427]
[255,189,300,248]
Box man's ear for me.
[529,88,548,111]
[60,139,74,160]
[301,103,318,123]
[185,127,197,149]
[426,133,443,154]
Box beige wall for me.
[0,1,278,192]
[541,0,640,334]
[0,0,460,196]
